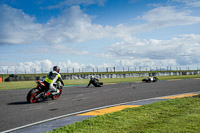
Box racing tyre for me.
[27,88,41,103]
[52,89,62,100]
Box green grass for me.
[0,81,35,90]
[0,75,200,90]
[47,95,200,133]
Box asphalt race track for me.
[0,79,200,132]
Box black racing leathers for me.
[87,78,103,87]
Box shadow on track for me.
[7,101,28,105]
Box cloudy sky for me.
[0,0,200,74]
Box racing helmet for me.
[53,66,60,73]
[90,75,94,79]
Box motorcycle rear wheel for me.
[27,88,41,103]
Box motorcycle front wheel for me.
[27,88,41,103]
[52,89,62,100]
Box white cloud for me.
[0,59,115,74]
[0,5,113,46]
[43,6,111,44]
[105,34,200,66]
[1,31,200,75]
[42,6,200,43]
[1,5,200,46]
[1,4,200,71]
[0,59,83,74]
[135,6,200,32]
[0,4,43,45]
[44,6,198,43]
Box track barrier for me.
[2,70,200,82]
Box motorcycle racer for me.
[142,76,158,83]
[44,66,64,95]
[87,76,103,87]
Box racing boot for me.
[51,89,60,95]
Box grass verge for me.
[47,95,200,133]
[0,75,200,90]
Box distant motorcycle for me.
[142,77,158,83]
[26,80,62,103]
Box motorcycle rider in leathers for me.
[44,66,64,95]
[87,76,103,87]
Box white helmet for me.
[90,76,94,79]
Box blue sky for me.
[0,0,200,74]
